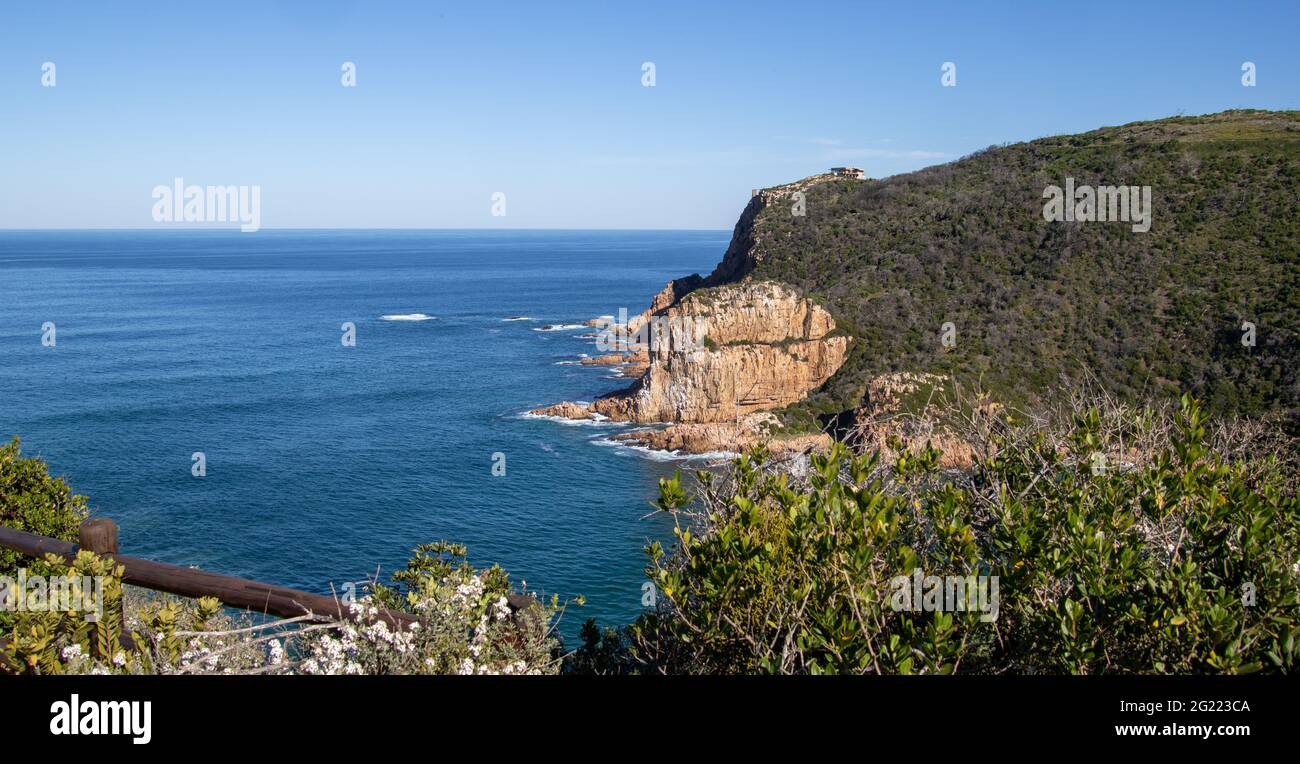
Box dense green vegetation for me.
[5,395,1297,674]
[573,396,1300,674]
[0,438,87,578]
[0,438,88,632]
[737,111,1299,430]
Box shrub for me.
[0,438,88,577]
[623,395,1300,674]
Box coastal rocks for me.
[863,372,948,415]
[581,353,626,366]
[609,413,831,458]
[529,401,592,420]
[580,350,649,367]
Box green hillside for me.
[712,110,1300,429]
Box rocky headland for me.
[529,182,856,456]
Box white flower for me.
[61,643,84,661]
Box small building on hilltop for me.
[830,166,866,179]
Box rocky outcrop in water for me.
[608,413,830,458]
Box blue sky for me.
[1,0,1296,229]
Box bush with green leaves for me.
[0,438,90,632]
[1,548,277,675]
[0,438,87,577]
[621,395,1299,674]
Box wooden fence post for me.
[79,517,119,557]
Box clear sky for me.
[1,0,1296,230]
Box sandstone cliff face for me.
[588,281,849,424]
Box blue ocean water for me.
[0,229,727,642]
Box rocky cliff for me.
[530,279,850,453]
[590,281,849,424]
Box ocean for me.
[0,229,728,643]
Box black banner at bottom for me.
[2,675,1286,750]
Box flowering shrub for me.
[293,543,560,675]
[2,542,560,675]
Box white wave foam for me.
[380,313,436,321]
[532,323,585,332]
[589,437,738,462]
[503,316,536,322]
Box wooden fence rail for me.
[0,518,422,630]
